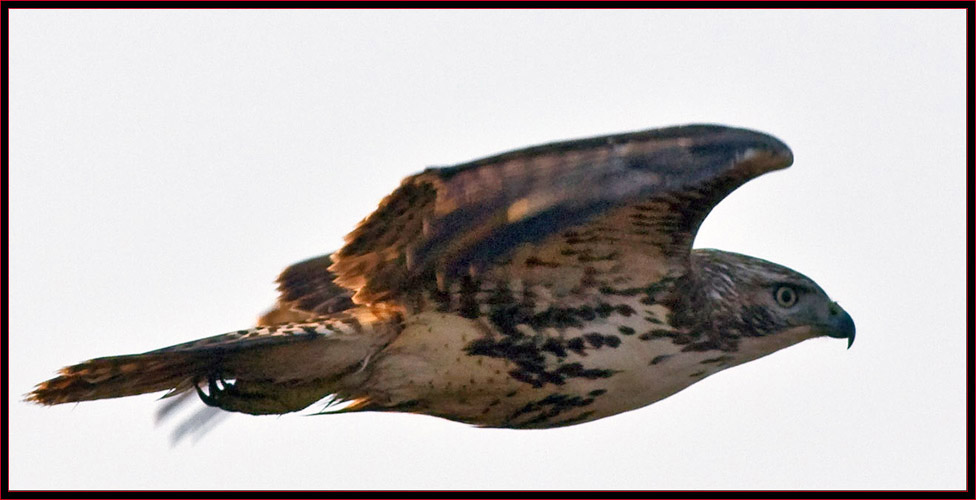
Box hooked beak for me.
[825,302,856,349]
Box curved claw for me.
[193,376,220,407]
[193,374,267,412]
[194,375,243,408]
[190,374,316,415]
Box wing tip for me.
[720,124,792,162]
[673,123,794,174]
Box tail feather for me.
[27,351,211,405]
[27,309,401,415]
[27,324,333,406]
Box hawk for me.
[28,124,855,429]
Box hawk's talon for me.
[209,376,221,397]
[194,376,220,407]
[194,374,269,411]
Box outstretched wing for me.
[328,124,793,305]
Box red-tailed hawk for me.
[28,124,854,429]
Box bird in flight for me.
[28,124,854,429]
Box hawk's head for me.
[676,249,855,358]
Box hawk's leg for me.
[193,374,333,415]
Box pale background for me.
[8,9,966,490]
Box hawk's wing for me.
[258,254,354,325]
[321,125,793,306]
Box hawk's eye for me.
[774,286,799,308]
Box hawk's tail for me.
[26,350,213,405]
[27,314,398,414]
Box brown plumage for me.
[28,124,854,428]
[29,352,209,405]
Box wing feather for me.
[258,254,354,325]
[326,124,793,305]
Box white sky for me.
[8,9,966,490]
